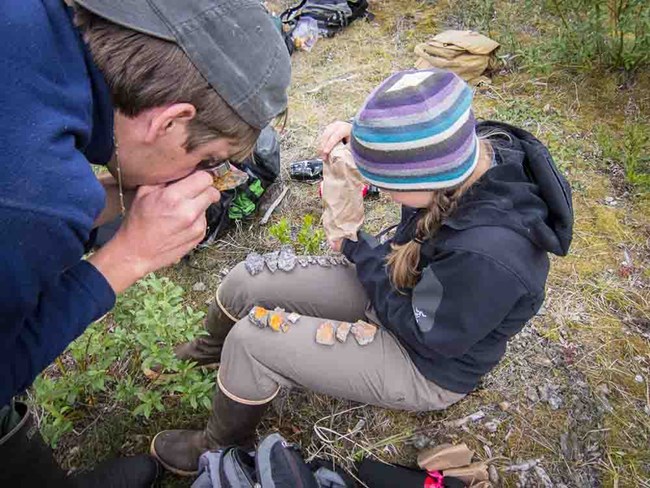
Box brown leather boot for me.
[144,297,235,379]
[150,388,268,477]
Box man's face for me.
[109,107,244,189]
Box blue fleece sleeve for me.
[0,209,115,406]
[343,236,527,360]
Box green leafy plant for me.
[32,274,214,447]
[297,214,326,255]
[596,123,649,193]
[268,214,325,254]
[268,217,291,245]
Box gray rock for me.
[534,465,553,488]
[484,421,499,433]
[244,252,265,276]
[297,256,310,267]
[489,465,499,484]
[278,246,296,272]
[287,312,301,324]
[560,431,579,461]
[412,434,430,450]
[526,387,540,403]
[192,282,207,292]
[539,383,563,410]
[263,251,279,273]
[634,374,644,383]
[316,256,331,267]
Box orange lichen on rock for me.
[268,312,288,333]
[248,306,269,328]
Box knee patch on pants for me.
[218,321,281,405]
[215,263,254,321]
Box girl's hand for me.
[329,239,343,253]
[317,121,352,162]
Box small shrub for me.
[545,0,650,73]
[596,123,650,192]
[268,217,291,245]
[297,214,326,255]
[32,275,213,447]
[268,214,325,254]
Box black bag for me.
[191,433,353,488]
[281,0,370,38]
[200,125,281,246]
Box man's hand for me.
[89,171,220,293]
[317,121,352,162]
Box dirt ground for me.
[48,1,649,486]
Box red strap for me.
[424,470,444,488]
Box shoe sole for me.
[150,432,199,478]
[143,363,219,382]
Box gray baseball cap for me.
[76,0,291,129]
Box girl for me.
[150,68,573,476]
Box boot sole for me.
[149,432,199,478]
[143,363,219,382]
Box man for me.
[0,0,290,485]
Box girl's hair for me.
[386,139,493,290]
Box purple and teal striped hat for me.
[350,68,479,191]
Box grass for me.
[31,0,650,486]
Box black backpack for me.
[200,125,281,246]
[280,0,370,38]
[191,433,354,488]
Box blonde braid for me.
[386,187,464,289]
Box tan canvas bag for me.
[414,30,500,84]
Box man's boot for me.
[0,401,159,488]
[71,455,160,488]
[150,388,268,476]
[144,296,235,379]
[0,401,71,486]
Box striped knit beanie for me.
[350,68,478,191]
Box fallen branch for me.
[444,410,485,428]
[504,458,542,472]
[260,186,289,225]
[306,74,359,94]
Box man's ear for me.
[145,103,197,143]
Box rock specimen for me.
[248,306,269,328]
[277,246,296,272]
[351,321,377,346]
[316,322,336,345]
[287,312,301,324]
[268,311,288,332]
[336,322,352,343]
[263,251,279,273]
[244,252,265,276]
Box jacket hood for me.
[443,121,573,256]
